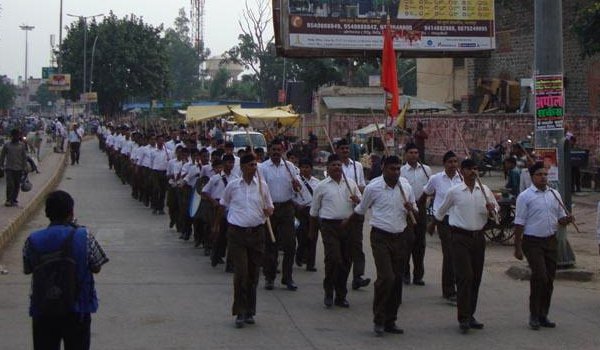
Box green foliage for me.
[0,77,16,111]
[573,2,600,58]
[59,12,169,116]
[35,84,58,112]
[209,68,231,99]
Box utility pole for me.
[19,24,35,114]
[533,0,575,267]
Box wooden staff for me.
[245,128,276,243]
[549,189,580,233]
[371,111,417,225]
[454,125,500,224]
[321,126,355,196]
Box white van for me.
[224,131,268,154]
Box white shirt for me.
[150,146,171,171]
[120,139,133,155]
[200,164,219,180]
[401,162,431,200]
[164,139,177,153]
[140,145,155,168]
[68,130,82,143]
[220,177,274,227]
[342,159,366,187]
[514,185,567,237]
[259,159,299,203]
[519,169,532,193]
[355,176,417,234]
[184,163,202,187]
[293,175,320,207]
[435,182,499,231]
[423,171,463,216]
[310,177,361,220]
[167,159,183,177]
[106,134,114,148]
[203,171,239,200]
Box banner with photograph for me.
[284,0,495,52]
[47,74,71,91]
[534,148,559,182]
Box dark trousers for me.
[5,169,21,203]
[132,166,142,200]
[571,166,581,192]
[32,313,91,350]
[151,170,167,211]
[371,227,409,326]
[320,219,352,299]
[141,167,152,206]
[228,224,265,316]
[522,235,557,319]
[451,228,486,323]
[167,185,179,226]
[69,142,81,164]
[438,218,456,298]
[178,186,192,237]
[195,201,214,247]
[350,215,366,279]
[405,201,427,281]
[263,201,296,283]
[295,206,317,268]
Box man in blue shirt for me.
[23,190,109,350]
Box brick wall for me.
[471,0,600,114]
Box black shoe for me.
[459,322,470,334]
[469,318,484,329]
[178,234,185,240]
[295,255,304,267]
[210,257,219,268]
[374,324,385,337]
[283,280,298,291]
[324,295,334,308]
[264,280,274,290]
[194,240,201,248]
[352,277,371,290]
[445,294,458,305]
[169,221,175,228]
[403,275,411,285]
[225,264,234,273]
[235,315,245,328]
[204,248,211,256]
[244,314,255,324]
[539,316,556,328]
[529,316,540,330]
[413,279,425,286]
[384,323,404,334]
[334,298,350,308]
[158,210,165,215]
[306,266,317,272]
[152,209,158,215]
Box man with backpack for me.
[23,190,109,350]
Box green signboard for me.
[42,67,56,79]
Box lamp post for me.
[19,24,35,113]
[66,13,103,118]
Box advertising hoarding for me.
[534,74,564,131]
[47,74,71,91]
[275,0,496,57]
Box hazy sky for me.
[0,0,271,82]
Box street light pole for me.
[19,24,35,114]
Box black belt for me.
[451,226,483,238]
[273,200,292,207]
[523,234,556,241]
[372,226,403,236]
[229,223,264,233]
[320,218,343,224]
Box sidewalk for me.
[0,140,67,252]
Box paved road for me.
[0,141,599,349]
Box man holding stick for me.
[216,154,274,328]
[514,161,573,330]
[435,159,498,333]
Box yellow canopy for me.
[185,105,238,124]
[229,105,300,127]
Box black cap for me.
[240,154,256,165]
[528,161,545,175]
[299,158,313,167]
[460,158,478,169]
[443,151,457,163]
[327,154,341,164]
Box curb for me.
[505,264,595,282]
[0,153,67,252]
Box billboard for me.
[534,74,564,131]
[47,74,71,91]
[42,67,56,79]
[274,0,496,57]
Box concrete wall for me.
[417,58,467,106]
[470,0,600,114]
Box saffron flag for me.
[381,25,399,123]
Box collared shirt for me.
[167,159,183,177]
[0,141,27,171]
[519,169,532,193]
[259,159,299,203]
[310,177,361,220]
[105,134,114,148]
[140,146,156,168]
[120,139,133,155]
[435,182,499,231]
[204,171,239,200]
[150,146,171,171]
[184,163,203,187]
[342,159,366,187]
[129,144,140,161]
[200,164,219,180]
[164,139,177,153]
[401,162,431,199]
[220,177,274,227]
[68,130,82,143]
[423,171,463,216]
[354,176,417,234]
[293,175,320,207]
[514,185,567,237]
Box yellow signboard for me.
[82,92,98,103]
[398,0,494,21]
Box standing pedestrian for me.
[351,156,416,336]
[435,159,498,333]
[513,161,573,330]
[309,154,361,308]
[413,122,428,163]
[22,190,109,349]
[293,158,320,272]
[216,154,273,328]
[0,129,28,207]
[67,123,83,165]
[401,143,431,285]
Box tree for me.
[573,2,600,58]
[59,12,169,116]
[209,67,231,99]
[164,8,203,101]
[0,76,16,111]
[35,84,58,112]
